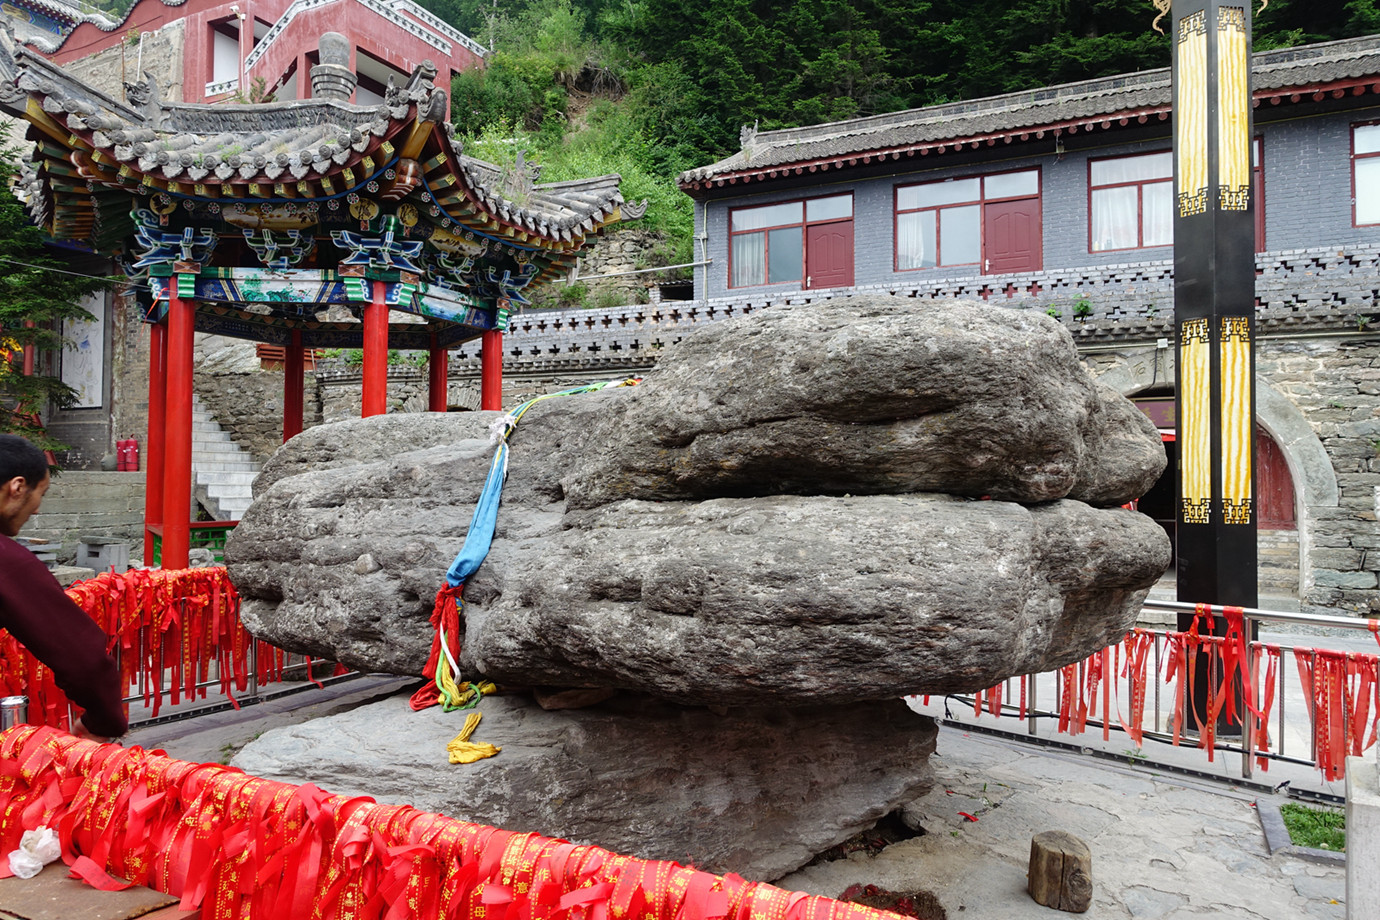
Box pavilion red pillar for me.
[20,320,34,376]
[362,281,389,417]
[160,285,194,569]
[480,329,503,411]
[284,329,305,440]
[428,330,448,412]
[142,321,167,566]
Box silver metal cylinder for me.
[0,696,28,730]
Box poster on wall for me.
[61,293,104,409]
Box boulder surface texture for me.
[232,691,938,881]
[227,296,1170,704]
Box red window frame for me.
[1354,121,1380,228]
[893,168,1041,274]
[727,194,853,289]
[1087,150,1173,253]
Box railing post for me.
[1027,674,1038,736]
[1241,615,1254,779]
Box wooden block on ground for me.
[0,862,190,920]
[1028,829,1092,913]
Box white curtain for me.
[731,231,766,287]
[896,213,926,269]
[1142,181,1174,247]
[1091,187,1138,251]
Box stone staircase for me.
[193,394,260,521]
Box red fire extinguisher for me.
[116,439,139,471]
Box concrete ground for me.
[780,729,1344,920]
[125,676,1346,920]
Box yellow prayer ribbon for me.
[447,711,501,764]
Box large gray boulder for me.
[461,496,1166,705]
[560,299,1165,508]
[226,296,1169,700]
[232,690,938,881]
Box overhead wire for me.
[0,256,149,291]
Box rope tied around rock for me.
[409,378,643,756]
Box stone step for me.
[199,470,257,486]
[191,438,245,452]
[193,460,259,474]
[190,394,259,521]
[205,487,253,504]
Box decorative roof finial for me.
[311,33,358,102]
[740,120,758,151]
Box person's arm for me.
[0,540,128,738]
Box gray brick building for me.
[665,34,1380,617]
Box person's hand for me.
[69,717,116,744]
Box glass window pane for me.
[1356,125,1380,156]
[731,231,765,287]
[767,227,802,283]
[1142,181,1174,246]
[806,195,852,222]
[903,178,980,209]
[1091,187,1139,251]
[896,211,936,270]
[984,170,1038,200]
[732,201,802,232]
[1358,158,1380,224]
[1091,152,1172,186]
[939,205,979,265]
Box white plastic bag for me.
[7,826,60,879]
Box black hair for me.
[0,434,49,486]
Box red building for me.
[9,0,485,112]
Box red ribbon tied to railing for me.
[0,726,912,920]
[0,567,293,730]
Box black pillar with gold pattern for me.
[1171,0,1259,723]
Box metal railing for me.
[911,599,1380,790]
[114,629,358,730]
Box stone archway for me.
[1086,347,1338,603]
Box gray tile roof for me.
[680,34,1380,187]
[0,29,625,247]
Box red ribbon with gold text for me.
[0,568,286,729]
[0,726,907,920]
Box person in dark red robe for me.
[0,434,126,740]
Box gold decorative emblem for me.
[349,199,380,223]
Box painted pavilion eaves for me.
[0,27,627,350]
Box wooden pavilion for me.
[0,30,633,569]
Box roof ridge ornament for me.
[739,120,758,153]
[311,33,358,102]
[123,71,168,130]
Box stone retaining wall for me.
[22,471,145,564]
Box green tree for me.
[0,154,111,453]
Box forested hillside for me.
[82,0,1377,295]
[427,0,1377,292]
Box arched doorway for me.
[1132,392,1298,599]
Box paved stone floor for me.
[129,679,1346,920]
[781,729,1346,920]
